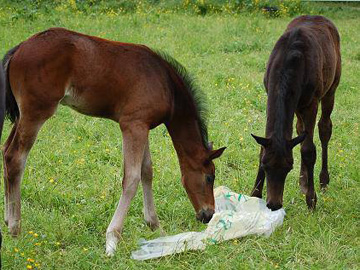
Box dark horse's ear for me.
[251,134,270,147]
[289,132,307,148]
[209,147,226,160]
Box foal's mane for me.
[154,50,209,148]
[273,28,305,146]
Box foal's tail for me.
[2,44,21,124]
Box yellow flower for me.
[83,247,88,251]
[55,242,61,246]
[27,258,35,263]
[34,233,39,237]
[34,243,41,246]
[14,248,19,252]
[27,266,33,269]
[35,263,40,267]
[28,231,34,234]
[49,178,54,183]
[105,148,110,153]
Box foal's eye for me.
[206,175,215,183]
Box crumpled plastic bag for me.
[131,186,285,260]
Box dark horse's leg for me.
[251,148,265,198]
[318,76,339,190]
[296,114,308,194]
[298,101,318,210]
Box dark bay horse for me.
[251,15,341,211]
[2,28,226,255]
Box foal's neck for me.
[166,116,207,172]
[266,82,302,144]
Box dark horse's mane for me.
[271,28,306,146]
[154,50,209,148]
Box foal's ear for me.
[251,134,270,147]
[289,132,307,148]
[209,147,226,160]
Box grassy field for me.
[0,1,359,269]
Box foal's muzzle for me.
[196,209,214,223]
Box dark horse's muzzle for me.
[196,209,215,223]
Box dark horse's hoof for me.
[306,192,317,210]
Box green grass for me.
[0,2,359,269]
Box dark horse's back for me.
[265,15,341,107]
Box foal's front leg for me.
[106,122,148,256]
[141,141,159,230]
[251,148,265,198]
[298,103,318,210]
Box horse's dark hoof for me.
[306,192,317,210]
[320,170,330,191]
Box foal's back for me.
[9,28,171,124]
[266,15,341,104]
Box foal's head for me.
[182,145,226,223]
[252,133,306,210]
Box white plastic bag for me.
[131,186,285,260]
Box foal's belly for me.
[60,86,119,120]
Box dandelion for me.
[34,233,39,237]
[28,231,34,235]
[14,248,19,252]
[27,258,35,263]
[49,178,55,183]
[26,265,33,269]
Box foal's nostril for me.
[196,209,214,224]
[266,202,282,211]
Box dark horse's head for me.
[251,133,306,210]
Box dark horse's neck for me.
[265,50,305,145]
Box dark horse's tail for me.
[3,44,21,124]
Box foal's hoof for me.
[105,231,119,257]
[306,192,317,210]
[320,170,330,191]
[145,216,160,231]
[8,220,21,237]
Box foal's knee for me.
[122,174,141,198]
[4,152,23,181]
[301,143,316,167]
[318,118,332,142]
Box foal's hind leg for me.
[106,122,148,256]
[318,90,337,190]
[296,114,308,194]
[3,123,18,226]
[141,141,159,230]
[298,102,318,210]
[4,108,55,236]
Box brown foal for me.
[2,28,225,255]
[251,15,341,210]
